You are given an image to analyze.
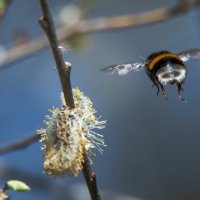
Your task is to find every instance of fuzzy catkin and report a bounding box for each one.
[37,88,106,176]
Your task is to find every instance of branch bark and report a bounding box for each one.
[0,134,38,155]
[39,0,101,199]
[82,155,101,200]
[39,1,74,108]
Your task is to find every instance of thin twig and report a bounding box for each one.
[39,0,74,108]
[0,0,200,69]
[82,155,101,200]
[39,1,101,199]
[78,0,200,32]
[0,134,38,155]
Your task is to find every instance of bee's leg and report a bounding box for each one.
[151,82,160,96]
[147,74,160,95]
[155,83,160,96]
[145,68,160,96]
[158,82,168,100]
[177,82,185,102]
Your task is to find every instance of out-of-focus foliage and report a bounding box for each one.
[0,180,30,200]
[6,180,30,192]
[0,0,11,17]
[67,33,90,50]
[80,0,95,8]
[0,190,9,200]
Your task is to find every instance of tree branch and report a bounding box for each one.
[82,155,101,200]
[0,134,38,155]
[77,0,200,32]
[39,0,101,199]
[39,1,74,109]
[0,0,200,69]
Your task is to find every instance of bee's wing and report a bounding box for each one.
[101,61,145,75]
[178,49,200,62]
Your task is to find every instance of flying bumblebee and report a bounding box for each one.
[102,49,200,101]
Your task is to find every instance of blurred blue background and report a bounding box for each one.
[0,0,200,199]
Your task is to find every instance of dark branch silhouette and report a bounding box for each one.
[0,134,38,155]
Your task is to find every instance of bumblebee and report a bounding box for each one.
[102,49,200,101]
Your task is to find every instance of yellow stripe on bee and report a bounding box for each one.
[149,53,183,70]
